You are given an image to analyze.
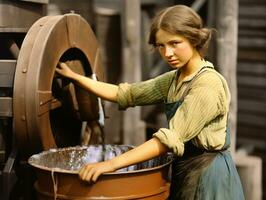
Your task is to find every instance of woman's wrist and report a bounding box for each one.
[109,157,120,171]
[71,72,83,82]
[107,159,120,172]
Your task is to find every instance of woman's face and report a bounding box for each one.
[155,29,195,69]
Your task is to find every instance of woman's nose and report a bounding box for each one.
[164,46,174,58]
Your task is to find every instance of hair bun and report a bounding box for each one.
[196,28,213,56]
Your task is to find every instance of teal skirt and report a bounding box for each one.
[168,143,245,200]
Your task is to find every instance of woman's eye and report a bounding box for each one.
[172,41,180,47]
[156,44,164,49]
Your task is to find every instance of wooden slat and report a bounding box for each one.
[0,28,28,33]
[239,29,266,38]
[238,87,266,101]
[238,50,266,61]
[238,62,266,75]
[0,60,16,87]
[238,112,266,128]
[0,2,45,30]
[237,138,266,150]
[239,5,266,17]
[238,37,266,49]
[239,18,266,29]
[0,97,12,117]
[238,99,266,114]
[237,126,266,140]
[238,75,266,88]
[20,0,49,4]
[239,0,266,5]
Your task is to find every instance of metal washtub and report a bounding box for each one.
[28,145,172,200]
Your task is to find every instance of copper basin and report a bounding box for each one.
[28,145,172,199]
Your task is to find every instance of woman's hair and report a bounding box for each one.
[148,5,213,57]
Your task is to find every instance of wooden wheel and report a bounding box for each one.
[13,14,104,158]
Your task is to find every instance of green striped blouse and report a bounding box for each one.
[117,61,231,156]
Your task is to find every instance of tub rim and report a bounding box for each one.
[28,145,173,175]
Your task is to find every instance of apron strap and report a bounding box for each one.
[179,66,213,102]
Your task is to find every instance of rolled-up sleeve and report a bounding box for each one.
[117,70,176,110]
[117,83,133,110]
[153,128,185,156]
[153,73,227,156]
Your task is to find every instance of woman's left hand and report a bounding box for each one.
[55,62,77,79]
[79,160,116,183]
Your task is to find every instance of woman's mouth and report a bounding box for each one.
[168,60,179,65]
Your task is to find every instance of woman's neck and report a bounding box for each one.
[180,52,205,78]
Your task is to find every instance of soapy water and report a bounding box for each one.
[28,145,172,173]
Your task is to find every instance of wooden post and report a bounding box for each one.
[214,0,239,155]
[120,0,146,145]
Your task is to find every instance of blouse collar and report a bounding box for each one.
[176,60,214,83]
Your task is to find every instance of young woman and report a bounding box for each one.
[56,5,244,200]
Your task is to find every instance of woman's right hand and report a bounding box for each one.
[79,160,116,183]
[55,62,77,80]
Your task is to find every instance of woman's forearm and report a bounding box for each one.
[71,73,119,102]
[110,137,169,170]
[78,137,169,182]
[56,62,119,102]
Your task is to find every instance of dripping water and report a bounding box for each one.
[91,73,106,161]
[51,169,57,200]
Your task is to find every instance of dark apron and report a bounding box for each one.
[165,68,244,200]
